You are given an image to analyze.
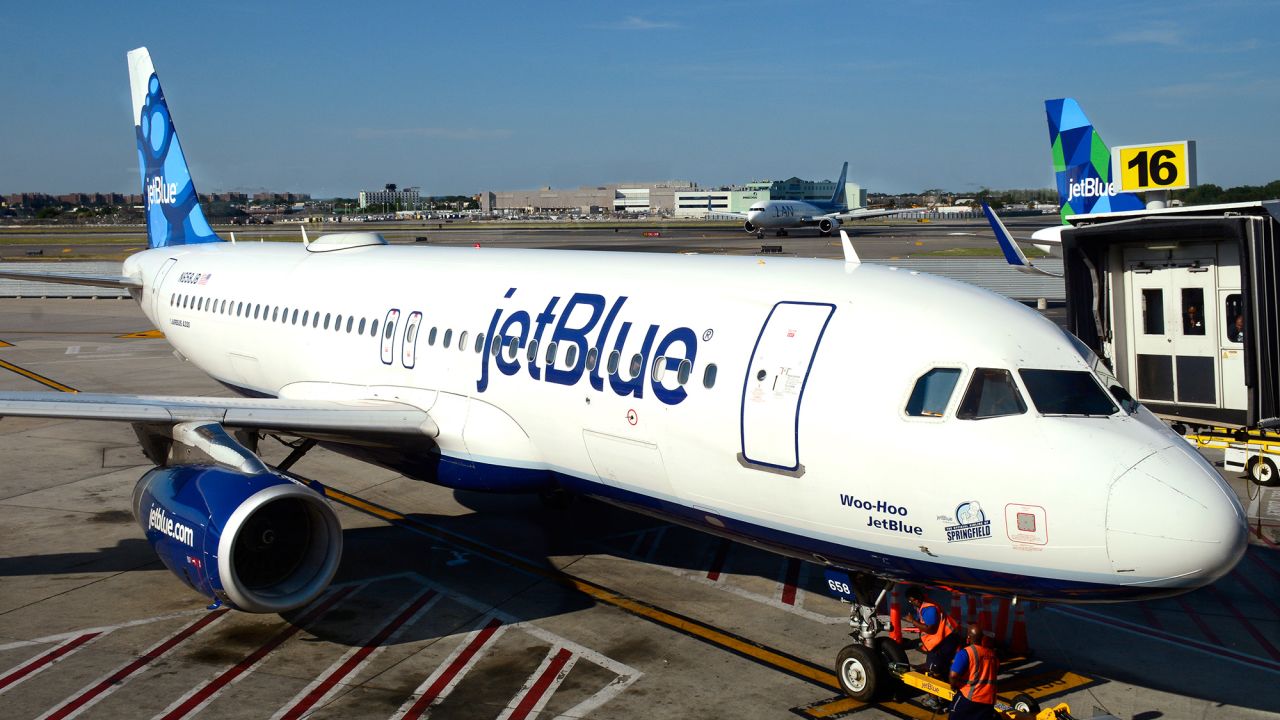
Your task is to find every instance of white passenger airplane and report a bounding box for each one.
[719,162,911,238]
[0,49,1249,701]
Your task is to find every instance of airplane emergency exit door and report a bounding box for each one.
[739,302,835,474]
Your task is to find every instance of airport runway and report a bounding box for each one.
[1,299,1277,720]
[0,217,1054,261]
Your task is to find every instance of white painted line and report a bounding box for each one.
[390,614,509,720]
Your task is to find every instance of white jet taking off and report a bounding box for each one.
[0,48,1248,703]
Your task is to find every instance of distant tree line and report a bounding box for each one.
[1173,180,1280,205]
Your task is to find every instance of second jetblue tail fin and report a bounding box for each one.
[128,47,222,249]
[829,161,849,209]
[1045,98,1145,224]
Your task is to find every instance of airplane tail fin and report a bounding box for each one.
[128,47,222,249]
[829,162,849,209]
[1045,98,1145,224]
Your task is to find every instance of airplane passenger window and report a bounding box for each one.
[608,349,620,376]
[652,356,666,383]
[527,339,539,361]
[254,304,261,320]
[269,307,276,322]
[358,318,366,335]
[1019,369,1118,416]
[507,336,519,359]
[302,310,310,326]
[312,311,320,328]
[323,313,331,330]
[629,353,644,380]
[677,359,692,385]
[169,293,175,306]
[475,333,484,353]
[459,330,469,350]
[292,309,299,325]
[703,363,718,388]
[369,319,377,337]
[956,368,1026,420]
[345,317,353,333]
[334,314,342,331]
[443,329,452,348]
[491,336,502,356]
[221,300,227,314]
[406,325,416,344]
[546,341,558,365]
[428,327,436,345]
[197,298,203,311]
[905,368,962,417]
[585,347,599,372]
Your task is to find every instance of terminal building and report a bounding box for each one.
[478,174,866,218]
[478,181,696,216]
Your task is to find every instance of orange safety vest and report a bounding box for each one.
[918,601,959,651]
[959,644,998,704]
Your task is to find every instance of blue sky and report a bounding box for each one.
[2,1,1277,197]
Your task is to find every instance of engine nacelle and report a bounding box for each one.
[817,217,841,234]
[743,220,756,233]
[133,465,342,613]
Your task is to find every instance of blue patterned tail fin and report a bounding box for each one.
[1045,98,1146,224]
[829,161,849,209]
[128,48,222,249]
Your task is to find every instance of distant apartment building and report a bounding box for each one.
[358,185,420,209]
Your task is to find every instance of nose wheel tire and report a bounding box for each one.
[836,644,883,702]
[1250,456,1278,486]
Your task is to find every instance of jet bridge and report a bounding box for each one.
[1060,201,1280,430]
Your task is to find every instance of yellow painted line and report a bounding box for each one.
[315,483,843,692]
[1001,668,1097,698]
[795,696,863,718]
[0,339,11,348]
[117,329,165,339]
[0,358,78,393]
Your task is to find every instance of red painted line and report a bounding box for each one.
[780,558,801,606]
[279,589,438,720]
[1053,606,1280,674]
[1137,602,1163,632]
[705,538,730,581]
[1205,584,1280,662]
[44,611,227,720]
[159,586,357,720]
[0,632,101,692]
[1175,596,1222,646]
[507,647,574,720]
[402,618,503,720]
[1250,525,1278,549]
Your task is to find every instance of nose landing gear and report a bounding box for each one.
[833,576,908,701]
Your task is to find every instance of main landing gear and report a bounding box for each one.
[834,575,907,701]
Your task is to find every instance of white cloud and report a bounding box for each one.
[354,127,513,141]
[596,16,679,30]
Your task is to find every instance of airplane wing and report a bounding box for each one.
[981,203,1062,278]
[830,208,916,221]
[0,267,141,289]
[0,391,436,436]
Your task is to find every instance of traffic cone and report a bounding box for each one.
[1010,600,1030,656]
[995,597,1012,647]
[966,594,977,627]
[889,587,903,643]
[949,590,962,625]
[978,598,993,645]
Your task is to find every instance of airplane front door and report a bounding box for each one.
[1126,259,1218,405]
[739,302,835,474]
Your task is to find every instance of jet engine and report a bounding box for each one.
[817,218,841,235]
[744,220,757,233]
[133,465,342,613]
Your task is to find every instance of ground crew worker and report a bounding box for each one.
[903,587,961,679]
[949,624,998,719]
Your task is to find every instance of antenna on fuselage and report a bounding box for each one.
[840,230,860,265]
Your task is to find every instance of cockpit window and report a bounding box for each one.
[1018,369,1118,417]
[957,368,1027,420]
[905,368,961,417]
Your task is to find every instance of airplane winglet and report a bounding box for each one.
[300,225,310,247]
[840,230,860,265]
[981,203,1060,278]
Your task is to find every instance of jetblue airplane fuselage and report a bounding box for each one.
[123,237,1247,602]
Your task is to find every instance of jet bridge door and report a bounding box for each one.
[1125,254,1218,406]
[1244,216,1280,427]
[739,301,835,475]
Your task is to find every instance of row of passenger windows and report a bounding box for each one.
[171,292,383,337]
[171,291,719,389]
[906,366,1123,420]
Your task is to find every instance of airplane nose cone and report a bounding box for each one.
[1106,444,1247,589]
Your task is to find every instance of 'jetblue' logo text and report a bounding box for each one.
[476,288,698,406]
[1066,177,1120,202]
[148,505,195,547]
[147,175,178,205]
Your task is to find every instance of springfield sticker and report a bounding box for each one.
[945,501,992,543]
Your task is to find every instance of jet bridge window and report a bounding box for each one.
[1181,288,1205,336]
[956,368,1026,420]
[905,367,962,417]
[1018,369,1117,417]
[1226,294,1244,344]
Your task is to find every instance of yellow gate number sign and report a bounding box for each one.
[1111,141,1197,192]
